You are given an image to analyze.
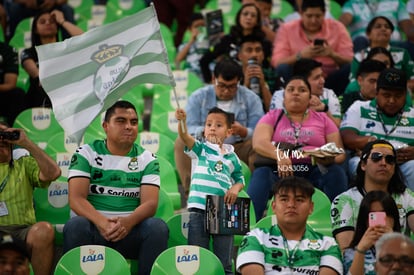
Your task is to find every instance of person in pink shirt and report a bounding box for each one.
[272,0,353,95]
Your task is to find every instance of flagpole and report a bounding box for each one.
[149,2,185,133]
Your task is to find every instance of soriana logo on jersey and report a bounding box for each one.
[48,182,68,208]
[80,245,105,274]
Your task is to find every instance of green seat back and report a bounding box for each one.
[255,214,278,229]
[155,188,175,222]
[150,245,225,275]
[149,111,178,141]
[158,156,181,210]
[13,108,64,150]
[137,131,175,168]
[159,23,176,67]
[33,182,70,245]
[166,212,190,248]
[271,0,294,19]
[54,245,131,274]
[104,0,147,23]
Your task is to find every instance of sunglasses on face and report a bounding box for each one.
[369,152,396,165]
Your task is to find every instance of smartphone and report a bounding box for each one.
[368,211,386,227]
[314,38,325,46]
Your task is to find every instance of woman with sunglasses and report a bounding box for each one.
[331,139,414,252]
[343,191,401,275]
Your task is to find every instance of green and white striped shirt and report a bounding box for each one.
[68,140,160,217]
[237,225,343,274]
[340,99,414,147]
[186,140,245,210]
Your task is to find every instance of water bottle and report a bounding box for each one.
[248,58,260,95]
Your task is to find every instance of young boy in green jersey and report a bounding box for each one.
[236,176,343,274]
[175,106,245,275]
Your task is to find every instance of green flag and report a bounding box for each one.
[37,5,175,144]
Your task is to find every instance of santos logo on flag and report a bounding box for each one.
[36,4,175,144]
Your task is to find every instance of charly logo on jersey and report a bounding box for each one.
[307,239,321,250]
[368,111,377,119]
[128,157,138,170]
[92,44,130,103]
[80,245,105,274]
[48,182,68,208]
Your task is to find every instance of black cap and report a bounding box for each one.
[377,68,407,91]
[0,234,30,259]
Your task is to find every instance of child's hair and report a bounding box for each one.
[207,107,234,128]
[189,13,204,26]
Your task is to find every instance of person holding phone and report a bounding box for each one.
[331,139,414,252]
[271,0,353,95]
[343,190,401,275]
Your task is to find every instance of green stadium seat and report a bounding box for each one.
[16,66,30,93]
[104,0,147,23]
[137,131,176,168]
[155,188,175,222]
[33,182,70,245]
[166,212,190,248]
[150,245,225,275]
[271,0,294,19]
[121,85,145,116]
[240,161,251,190]
[328,0,342,20]
[254,214,278,229]
[149,111,179,141]
[158,156,181,210]
[44,131,83,159]
[13,107,64,150]
[69,0,95,22]
[151,70,203,115]
[159,23,177,67]
[54,245,131,274]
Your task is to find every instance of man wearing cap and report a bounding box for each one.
[0,121,61,275]
[331,140,414,251]
[0,234,30,274]
[340,68,414,190]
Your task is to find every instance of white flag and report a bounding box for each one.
[36,5,175,144]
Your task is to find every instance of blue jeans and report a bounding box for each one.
[188,211,233,275]
[63,216,169,275]
[247,164,348,221]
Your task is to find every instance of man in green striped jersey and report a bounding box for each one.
[63,101,168,275]
[341,68,414,190]
[237,176,343,275]
[0,121,61,275]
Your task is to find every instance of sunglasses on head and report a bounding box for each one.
[369,152,396,165]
